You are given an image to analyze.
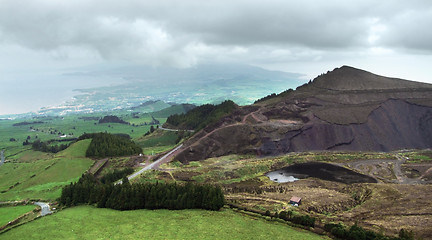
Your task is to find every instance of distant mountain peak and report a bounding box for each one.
[310,65,432,91]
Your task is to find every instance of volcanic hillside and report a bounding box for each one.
[175,66,432,163]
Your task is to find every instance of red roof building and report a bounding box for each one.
[289,196,302,205]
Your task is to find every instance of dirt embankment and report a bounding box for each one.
[175,99,432,162]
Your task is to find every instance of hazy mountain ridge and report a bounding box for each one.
[59,64,303,115]
[0,64,303,118]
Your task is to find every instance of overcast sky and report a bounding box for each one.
[1,0,432,114]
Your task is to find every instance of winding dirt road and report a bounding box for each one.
[346,154,425,184]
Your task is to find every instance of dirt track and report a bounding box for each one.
[343,155,432,184]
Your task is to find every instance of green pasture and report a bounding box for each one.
[1,206,328,240]
[0,205,36,227]
[0,140,93,200]
[0,101,191,160]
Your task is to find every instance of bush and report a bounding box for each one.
[32,139,70,153]
[277,210,293,221]
[348,224,367,240]
[291,215,315,228]
[324,222,408,240]
[331,225,348,239]
[399,229,414,240]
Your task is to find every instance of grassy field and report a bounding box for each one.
[0,140,93,200]
[0,102,190,160]
[0,113,157,157]
[0,104,189,200]
[0,205,36,226]
[1,206,328,240]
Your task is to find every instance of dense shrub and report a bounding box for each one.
[32,139,70,153]
[98,115,128,124]
[100,168,134,184]
[291,215,315,228]
[165,100,236,131]
[60,174,225,211]
[79,133,142,158]
[399,229,415,240]
[324,222,413,240]
[278,210,293,221]
[254,88,294,103]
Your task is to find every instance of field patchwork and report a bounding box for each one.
[0,140,93,200]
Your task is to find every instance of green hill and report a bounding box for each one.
[0,140,93,200]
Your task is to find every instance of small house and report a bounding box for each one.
[289,196,302,206]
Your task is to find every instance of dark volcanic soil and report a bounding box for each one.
[270,162,377,184]
[174,66,432,163]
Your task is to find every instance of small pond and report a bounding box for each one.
[266,171,299,183]
[266,162,377,184]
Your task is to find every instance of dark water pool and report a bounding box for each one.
[266,162,377,184]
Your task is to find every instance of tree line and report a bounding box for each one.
[254,88,294,104]
[59,173,225,211]
[100,168,134,184]
[98,115,128,124]
[324,222,415,240]
[267,209,315,228]
[78,133,142,158]
[230,202,414,240]
[12,121,45,126]
[165,100,237,131]
[32,139,70,153]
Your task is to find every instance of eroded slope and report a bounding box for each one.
[175,66,432,163]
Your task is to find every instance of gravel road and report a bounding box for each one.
[117,144,183,184]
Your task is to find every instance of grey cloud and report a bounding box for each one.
[0,0,431,67]
[377,6,432,52]
[166,1,373,48]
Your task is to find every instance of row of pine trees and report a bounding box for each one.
[59,174,225,211]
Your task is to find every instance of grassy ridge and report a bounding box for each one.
[0,205,35,226]
[138,130,178,147]
[0,140,93,200]
[1,206,328,240]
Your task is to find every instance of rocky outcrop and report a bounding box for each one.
[175,66,432,163]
